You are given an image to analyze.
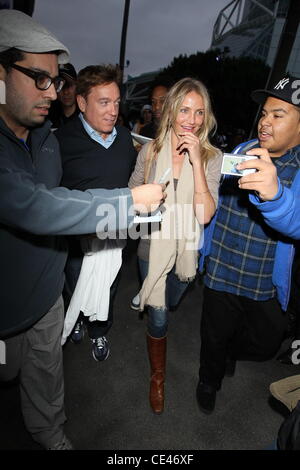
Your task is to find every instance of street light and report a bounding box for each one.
[119,0,131,84]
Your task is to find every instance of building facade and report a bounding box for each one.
[211,0,299,76]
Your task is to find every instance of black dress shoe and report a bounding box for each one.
[196,381,217,414]
[225,358,236,377]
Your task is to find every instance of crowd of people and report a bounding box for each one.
[0,9,300,450]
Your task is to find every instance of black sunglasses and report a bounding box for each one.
[11,64,65,93]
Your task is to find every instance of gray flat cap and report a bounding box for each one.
[0,9,70,64]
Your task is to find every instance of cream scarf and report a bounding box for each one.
[139,131,201,310]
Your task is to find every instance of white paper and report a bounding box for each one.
[133,210,162,224]
[131,132,153,145]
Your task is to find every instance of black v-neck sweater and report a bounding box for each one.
[56,117,137,190]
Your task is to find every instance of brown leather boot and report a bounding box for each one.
[147,334,167,414]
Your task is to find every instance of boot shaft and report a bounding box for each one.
[146,334,167,414]
[146,334,167,373]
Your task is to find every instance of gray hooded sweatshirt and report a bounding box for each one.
[0,118,133,337]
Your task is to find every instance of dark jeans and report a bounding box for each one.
[138,258,190,338]
[287,252,300,339]
[199,286,287,390]
[64,237,119,339]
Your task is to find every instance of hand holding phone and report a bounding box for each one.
[221,153,258,176]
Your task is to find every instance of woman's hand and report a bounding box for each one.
[176,132,202,166]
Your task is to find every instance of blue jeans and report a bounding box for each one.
[138,258,190,338]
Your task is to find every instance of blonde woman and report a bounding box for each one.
[128,77,222,414]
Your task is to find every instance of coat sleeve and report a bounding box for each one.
[0,165,134,236]
[249,180,300,239]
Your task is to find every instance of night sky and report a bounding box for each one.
[33,0,227,78]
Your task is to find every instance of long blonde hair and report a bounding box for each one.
[145,77,218,182]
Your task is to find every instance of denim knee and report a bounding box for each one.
[138,258,148,283]
[148,306,168,338]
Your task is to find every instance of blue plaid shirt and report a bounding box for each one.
[205,145,300,300]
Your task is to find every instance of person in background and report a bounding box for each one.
[132,104,152,135]
[129,77,222,414]
[141,79,172,138]
[49,62,79,128]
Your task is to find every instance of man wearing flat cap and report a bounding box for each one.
[196,74,300,415]
[0,9,164,450]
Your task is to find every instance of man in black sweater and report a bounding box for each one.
[56,64,137,362]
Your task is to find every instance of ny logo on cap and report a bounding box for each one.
[274,78,290,90]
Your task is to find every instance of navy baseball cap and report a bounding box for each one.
[251,75,300,108]
[59,63,77,81]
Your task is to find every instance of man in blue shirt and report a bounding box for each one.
[56,64,137,362]
[197,75,300,414]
